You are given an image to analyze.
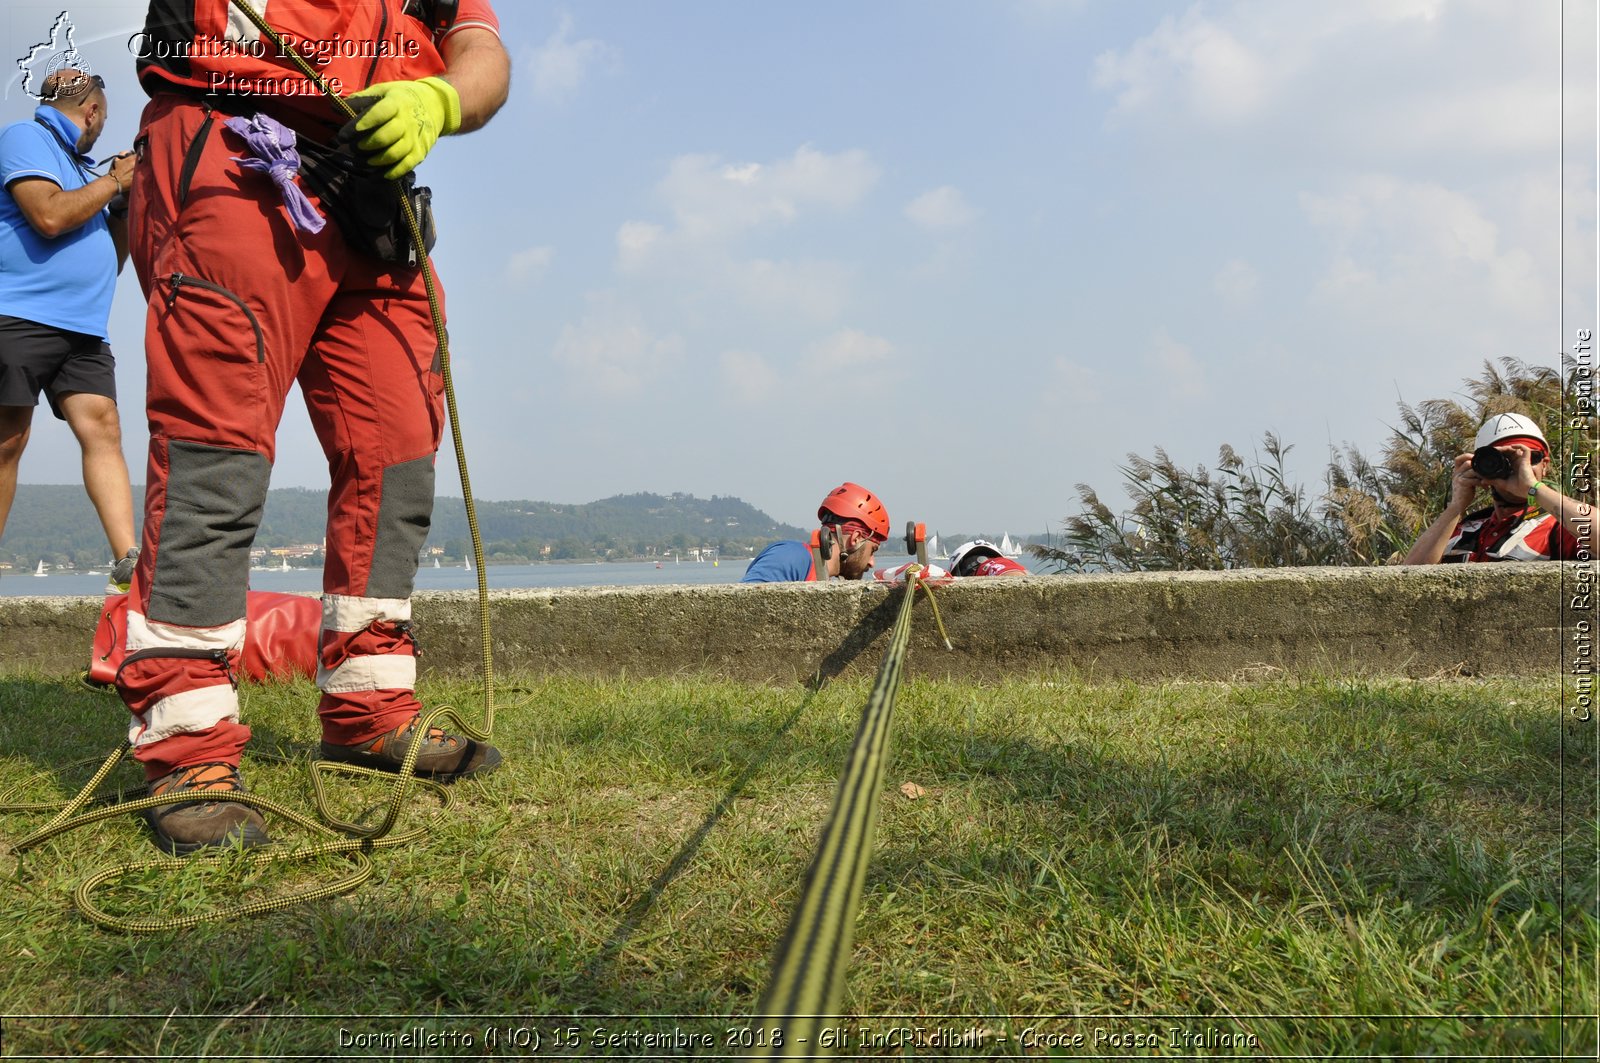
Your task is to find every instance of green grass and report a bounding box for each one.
[0,671,1593,1058]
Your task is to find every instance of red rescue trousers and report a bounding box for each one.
[118,94,447,778]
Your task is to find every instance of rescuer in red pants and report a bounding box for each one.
[117,0,510,855]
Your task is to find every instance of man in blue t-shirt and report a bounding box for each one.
[742,482,890,583]
[0,69,138,586]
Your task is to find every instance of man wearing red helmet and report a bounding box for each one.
[1404,412,1594,564]
[742,482,889,582]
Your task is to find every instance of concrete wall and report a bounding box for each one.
[2,563,1586,682]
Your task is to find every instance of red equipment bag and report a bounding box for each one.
[86,591,322,688]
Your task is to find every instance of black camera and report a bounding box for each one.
[1471,445,1514,480]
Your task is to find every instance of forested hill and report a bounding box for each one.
[1,486,806,568]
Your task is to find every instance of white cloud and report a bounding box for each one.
[1146,328,1209,400]
[1312,254,1378,303]
[615,221,664,272]
[1358,82,1560,159]
[721,329,898,406]
[1301,175,1545,321]
[905,186,979,229]
[1091,1,1566,163]
[726,258,853,323]
[654,145,880,242]
[1043,357,1103,409]
[609,145,878,323]
[526,14,614,103]
[1563,162,1600,319]
[1090,2,1584,391]
[551,301,684,396]
[507,246,554,285]
[802,329,896,377]
[720,350,780,404]
[1092,9,1268,126]
[908,242,966,284]
[1212,258,1259,307]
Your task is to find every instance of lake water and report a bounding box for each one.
[0,553,929,597]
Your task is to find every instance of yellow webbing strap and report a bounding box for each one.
[747,572,925,1056]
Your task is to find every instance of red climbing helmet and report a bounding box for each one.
[818,482,889,543]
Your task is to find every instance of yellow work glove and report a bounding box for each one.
[345,76,461,179]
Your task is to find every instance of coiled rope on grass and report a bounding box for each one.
[5,703,467,932]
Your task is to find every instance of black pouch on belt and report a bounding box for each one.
[295,115,436,267]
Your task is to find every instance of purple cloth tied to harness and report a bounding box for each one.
[225,113,325,234]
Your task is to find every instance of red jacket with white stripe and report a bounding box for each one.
[1442,504,1581,562]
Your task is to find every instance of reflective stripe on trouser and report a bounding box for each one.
[316,595,421,746]
[122,610,247,764]
[118,93,445,773]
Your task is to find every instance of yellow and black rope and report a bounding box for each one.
[749,567,941,1055]
[4,708,462,932]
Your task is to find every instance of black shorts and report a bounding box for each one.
[0,314,117,420]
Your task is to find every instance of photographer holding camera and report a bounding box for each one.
[1404,413,1594,564]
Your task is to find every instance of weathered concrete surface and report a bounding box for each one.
[1,595,108,677]
[2,563,1585,681]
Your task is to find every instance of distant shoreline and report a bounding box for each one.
[2,554,760,575]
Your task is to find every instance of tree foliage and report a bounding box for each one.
[0,489,805,568]
[1033,358,1596,572]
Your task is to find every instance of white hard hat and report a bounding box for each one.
[1473,412,1548,451]
[948,539,1002,575]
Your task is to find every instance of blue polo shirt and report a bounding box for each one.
[741,540,817,583]
[0,106,115,339]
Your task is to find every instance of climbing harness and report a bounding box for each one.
[2,0,497,932]
[747,521,950,1053]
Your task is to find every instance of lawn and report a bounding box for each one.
[0,670,1593,1058]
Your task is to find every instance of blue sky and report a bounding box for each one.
[3,1,1596,540]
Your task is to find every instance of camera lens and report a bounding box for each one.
[1471,445,1513,480]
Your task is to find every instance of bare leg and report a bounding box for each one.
[0,405,34,545]
[57,392,136,559]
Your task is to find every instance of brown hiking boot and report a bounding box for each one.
[318,717,502,782]
[145,762,270,856]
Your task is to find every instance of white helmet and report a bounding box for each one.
[1473,412,1548,451]
[948,539,1002,576]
